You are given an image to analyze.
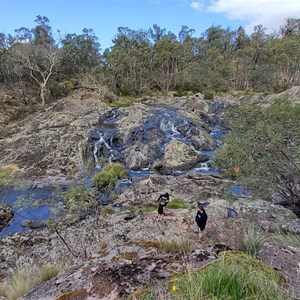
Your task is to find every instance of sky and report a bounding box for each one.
[1,0,300,50]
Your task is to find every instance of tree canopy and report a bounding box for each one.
[1,16,300,103]
[213,99,300,215]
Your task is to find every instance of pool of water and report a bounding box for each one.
[0,186,64,238]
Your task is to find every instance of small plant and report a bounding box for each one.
[158,237,197,254]
[273,232,300,248]
[2,264,65,300]
[109,96,135,108]
[101,206,113,215]
[63,185,90,212]
[130,204,157,214]
[135,252,291,300]
[241,225,267,257]
[167,197,189,209]
[4,270,35,300]
[34,263,65,284]
[203,91,214,100]
[93,163,127,191]
[0,167,14,188]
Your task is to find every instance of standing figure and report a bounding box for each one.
[195,204,207,240]
[157,192,170,221]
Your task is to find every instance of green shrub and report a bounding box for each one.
[93,163,127,191]
[241,225,267,257]
[109,96,135,108]
[101,206,113,215]
[167,197,188,209]
[0,167,14,188]
[63,185,90,212]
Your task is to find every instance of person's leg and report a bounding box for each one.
[198,228,202,240]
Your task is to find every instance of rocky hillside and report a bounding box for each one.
[0,88,300,299]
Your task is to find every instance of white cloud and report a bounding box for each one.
[190,0,300,33]
[190,1,204,10]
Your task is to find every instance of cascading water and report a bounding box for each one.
[93,131,113,169]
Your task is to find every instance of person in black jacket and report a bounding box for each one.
[157,192,170,221]
[195,204,207,240]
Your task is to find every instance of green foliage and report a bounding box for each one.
[158,237,197,254]
[136,252,291,300]
[108,96,135,108]
[2,17,300,102]
[130,204,157,214]
[241,225,267,256]
[63,185,90,212]
[167,197,189,209]
[0,167,14,188]
[101,206,113,215]
[213,98,300,211]
[93,163,127,191]
[203,90,214,100]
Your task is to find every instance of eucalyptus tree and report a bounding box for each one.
[213,99,300,216]
[32,15,55,46]
[231,26,252,89]
[175,26,199,91]
[10,43,59,105]
[148,24,167,43]
[150,36,182,95]
[60,28,101,80]
[272,18,300,87]
[103,27,152,95]
[8,16,59,105]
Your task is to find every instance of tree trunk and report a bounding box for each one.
[40,83,45,106]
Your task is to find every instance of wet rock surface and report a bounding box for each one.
[0,204,13,232]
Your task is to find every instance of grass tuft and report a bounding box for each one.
[0,263,66,300]
[241,225,267,256]
[158,237,197,254]
[273,232,300,248]
[167,197,188,209]
[132,252,292,300]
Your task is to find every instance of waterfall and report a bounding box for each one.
[160,118,181,138]
[93,131,113,169]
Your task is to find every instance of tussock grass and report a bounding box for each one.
[241,225,267,256]
[5,270,35,300]
[133,252,292,300]
[35,264,65,284]
[158,237,197,254]
[1,263,66,300]
[273,232,300,248]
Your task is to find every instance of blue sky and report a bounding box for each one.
[1,0,300,50]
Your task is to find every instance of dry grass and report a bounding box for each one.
[1,263,66,300]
